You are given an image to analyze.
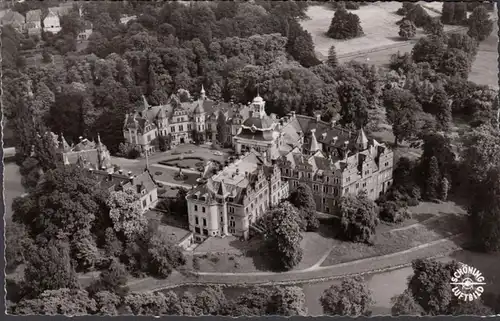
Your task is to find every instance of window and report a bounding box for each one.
[229,207,234,213]
[229,228,235,234]
[308,173,311,179]
[188,124,191,130]
[385,162,389,167]
[362,182,367,187]
[356,183,359,189]
[220,216,223,222]
[285,169,290,175]
[313,185,319,192]
[194,205,198,211]
[142,199,146,207]
[230,221,236,227]
[150,195,152,202]
[195,227,201,234]
[195,216,199,225]
[365,170,369,175]
[345,187,349,194]
[171,127,176,133]
[202,207,206,213]
[230,216,234,220]
[322,198,326,203]
[323,186,328,193]
[203,229,208,236]
[179,125,184,132]
[203,218,207,226]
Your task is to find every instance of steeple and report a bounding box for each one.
[200,84,206,100]
[60,133,71,152]
[252,92,265,119]
[217,179,226,197]
[356,127,368,150]
[309,129,320,154]
[142,95,149,109]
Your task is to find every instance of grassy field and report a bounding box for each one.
[302,2,454,58]
[303,2,499,89]
[3,163,25,219]
[321,201,467,267]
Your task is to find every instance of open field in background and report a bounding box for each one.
[302,2,455,59]
[303,2,498,89]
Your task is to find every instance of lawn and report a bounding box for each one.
[186,227,337,273]
[321,201,468,267]
[149,165,200,186]
[301,2,455,59]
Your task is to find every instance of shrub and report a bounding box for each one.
[327,7,364,40]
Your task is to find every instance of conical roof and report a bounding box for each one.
[309,129,320,153]
[356,127,369,150]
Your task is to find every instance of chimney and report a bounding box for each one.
[331,119,336,128]
[79,136,83,142]
[236,168,240,175]
[291,111,296,118]
[118,169,123,174]
[316,113,321,122]
[332,136,338,144]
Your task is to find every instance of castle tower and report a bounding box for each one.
[216,180,229,236]
[356,127,368,151]
[251,93,266,119]
[309,129,320,154]
[200,84,206,100]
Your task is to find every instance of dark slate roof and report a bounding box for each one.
[242,114,275,129]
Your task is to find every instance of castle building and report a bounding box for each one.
[54,132,158,213]
[122,87,251,154]
[186,151,289,241]
[186,95,393,242]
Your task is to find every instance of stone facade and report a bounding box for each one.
[122,87,251,154]
[186,151,288,241]
[186,95,394,242]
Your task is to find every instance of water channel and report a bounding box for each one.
[164,250,500,315]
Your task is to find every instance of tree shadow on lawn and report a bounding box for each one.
[228,236,275,272]
[385,35,408,42]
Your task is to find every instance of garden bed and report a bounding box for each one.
[158,157,205,169]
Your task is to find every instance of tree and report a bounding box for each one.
[93,291,122,315]
[192,286,228,316]
[261,202,303,271]
[42,49,53,64]
[424,156,440,201]
[326,45,338,68]
[447,33,479,62]
[407,258,460,315]
[216,112,227,146]
[147,229,187,278]
[337,192,379,244]
[439,48,471,79]
[469,166,500,252]
[439,177,449,201]
[224,286,272,316]
[106,188,148,241]
[450,299,494,315]
[430,87,452,131]
[441,2,455,24]
[398,19,416,40]
[269,286,307,316]
[468,5,493,41]
[461,125,500,189]
[86,259,129,297]
[157,135,168,151]
[411,36,446,70]
[402,4,432,28]
[13,289,97,316]
[453,2,468,25]
[124,291,181,315]
[320,276,373,316]
[337,78,370,129]
[423,18,444,37]
[23,240,79,299]
[391,289,424,316]
[327,7,364,40]
[288,183,319,231]
[382,88,424,145]
[5,219,33,273]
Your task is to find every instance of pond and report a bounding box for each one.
[162,250,500,316]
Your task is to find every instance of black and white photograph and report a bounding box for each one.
[2,0,500,317]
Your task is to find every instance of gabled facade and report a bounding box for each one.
[186,151,288,241]
[122,87,251,155]
[43,9,61,34]
[25,9,42,36]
